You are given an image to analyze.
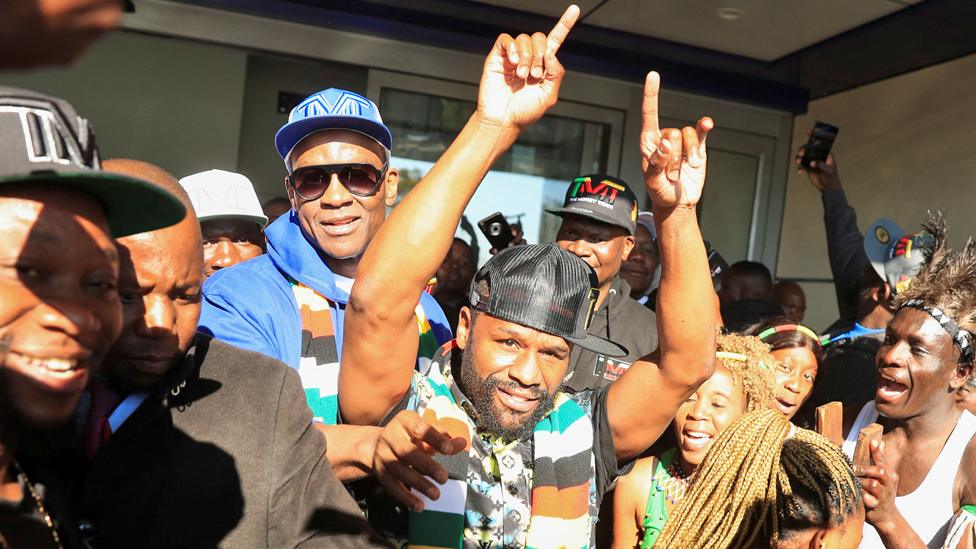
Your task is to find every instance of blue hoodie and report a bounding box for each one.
[199,212,452,423]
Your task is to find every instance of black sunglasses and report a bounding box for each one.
[288,162,388,199]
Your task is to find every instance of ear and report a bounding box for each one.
[621,235,636,261]
[951,361,973,391]
[383,168,399,207]
[456,306,473,351]
[809,528,827,548]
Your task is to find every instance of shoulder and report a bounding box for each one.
[204,255,286,298]
[195,334,289,384]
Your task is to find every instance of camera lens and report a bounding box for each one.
[489,222,502,236]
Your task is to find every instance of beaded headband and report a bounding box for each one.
[757,324,825,347]
[900,299,975,363]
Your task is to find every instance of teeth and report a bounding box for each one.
[9,352,79,374]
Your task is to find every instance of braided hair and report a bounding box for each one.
[715,333,776,412]
[656,410,862,548]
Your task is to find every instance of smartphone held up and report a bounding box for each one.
[800,121,839,170]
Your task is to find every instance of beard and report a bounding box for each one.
[456,346,556,443]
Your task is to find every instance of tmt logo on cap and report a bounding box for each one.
[291,90,377,122]
[570,176,626,205]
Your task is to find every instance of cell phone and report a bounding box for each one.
[800,121,839,170]
[478,212,513,251]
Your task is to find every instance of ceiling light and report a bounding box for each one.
[716,7,745,21]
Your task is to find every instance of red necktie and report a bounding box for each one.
[83,381,122,460]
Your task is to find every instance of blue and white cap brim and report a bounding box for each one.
[275,115,393,161]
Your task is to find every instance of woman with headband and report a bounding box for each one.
[610,333,776,548]
[749,317,824,421]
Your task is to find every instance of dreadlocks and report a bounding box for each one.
[892,212,976,364]
[715,333,776,412]
[656,410,862,548]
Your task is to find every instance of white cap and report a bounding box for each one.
[179,169,268,227]
[636,211,657,241]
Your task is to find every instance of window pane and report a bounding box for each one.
[698,148,760,263]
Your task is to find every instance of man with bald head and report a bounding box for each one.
[0,89,185,547]
[773,280,807,323]
[72,158,385,547]
[200,89,451,430]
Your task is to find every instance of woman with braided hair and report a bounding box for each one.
[748,317,824,421]
[611,334,776,548]
[655,409,864,549]
[838,213,976,548]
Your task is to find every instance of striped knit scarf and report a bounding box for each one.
[408,355,594,549]
[291,279,441,424]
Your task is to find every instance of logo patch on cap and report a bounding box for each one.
[570,176,624,208]
[291,90,379,122]
[875,226,890,245]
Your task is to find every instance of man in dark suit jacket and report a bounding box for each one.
[63,159,388,548]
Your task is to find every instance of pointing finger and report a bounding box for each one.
[547,4,580,55]
[641,72,661,139]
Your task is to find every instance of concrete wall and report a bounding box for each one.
[1,31,247,179]
[778,52,976,331]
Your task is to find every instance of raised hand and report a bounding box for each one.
[476,4,579,129]
[795,144,842,192]
[640,71,713,210]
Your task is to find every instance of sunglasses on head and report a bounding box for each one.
[288,162,388,200]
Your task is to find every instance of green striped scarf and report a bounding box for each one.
[291,279,441,424]
[407,353,594,549]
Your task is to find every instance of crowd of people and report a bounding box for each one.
[3,2,976,548]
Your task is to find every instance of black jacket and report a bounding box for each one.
[561,277,659,393]
[70,334,388,549]
[821,189,872,329]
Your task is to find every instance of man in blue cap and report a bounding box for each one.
[199,88,451,477]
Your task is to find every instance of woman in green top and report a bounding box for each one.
[611,334,777,548]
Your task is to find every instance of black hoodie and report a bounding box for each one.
[561,277,659,393]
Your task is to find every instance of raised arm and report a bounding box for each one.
[607,72,718,461]
[340,6,580,426]
[796,147,867,322]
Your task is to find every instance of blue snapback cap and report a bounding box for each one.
[274,88,392,162]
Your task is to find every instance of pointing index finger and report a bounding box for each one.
[547,4,580,55]
[641,71,661,137]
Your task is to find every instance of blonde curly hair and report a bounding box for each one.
[715,333,776,412]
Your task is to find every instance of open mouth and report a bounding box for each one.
[680,429,714,451]
[7,352,82,377]
[4,350,90,394]
[877,375,909,403]
[774,397,797,415]
[496,386,538,413]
